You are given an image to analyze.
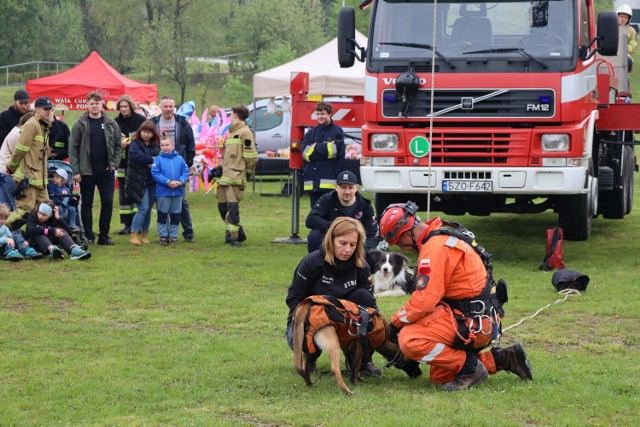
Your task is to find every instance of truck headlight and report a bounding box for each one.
[541,134,569,151]
[371,134,398,151]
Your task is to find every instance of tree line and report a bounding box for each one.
[0,0,370,103]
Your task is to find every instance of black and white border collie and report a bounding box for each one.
[368,250,416,297]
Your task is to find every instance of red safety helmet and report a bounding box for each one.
[378,201,421,245]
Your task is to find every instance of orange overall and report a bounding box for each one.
[390,219,499,384]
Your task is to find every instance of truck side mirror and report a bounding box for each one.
[338,7,366,67]
[596,11,619,56]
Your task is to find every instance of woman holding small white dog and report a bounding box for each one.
[285,216,381,376]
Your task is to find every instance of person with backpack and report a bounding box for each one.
[377,201,533,391]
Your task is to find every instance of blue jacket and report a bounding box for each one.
[151,150,190,197]
[150,114,196,167]
[302,121,345,192]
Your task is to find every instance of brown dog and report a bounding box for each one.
[292,296,421,395]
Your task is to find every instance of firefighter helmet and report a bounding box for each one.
[617,4,632,18]
[378,201,421,245]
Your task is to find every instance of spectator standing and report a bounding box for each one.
[0,112,34,211]
[305,170,377,254]
[151,138,190,246]
[125,121,160,246]
[69,91,122,245]
[48,116,70,160]
[302,102,345,208]
[114,95,147,236]
[150,96,196,242]
[5,97,54,229]
[0,89,30,147]
[215,105,257,247]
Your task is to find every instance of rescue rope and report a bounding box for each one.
[425,0,438,222]
[502,289,582,332]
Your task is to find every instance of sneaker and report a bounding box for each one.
[159,237,169,246]
[97,236,115,246]
[185,235,196,243]
[170,238,178,245]
[70,246,91,260]
[23,247,44,260]
[441,362,488,392]
[4,249,24,261]
[360,361,383,377]
[50,246,64,260]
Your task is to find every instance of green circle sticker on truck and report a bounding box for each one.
[409,136,430,158]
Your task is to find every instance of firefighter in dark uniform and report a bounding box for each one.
[114,95,147,235]
[215,105,257,246]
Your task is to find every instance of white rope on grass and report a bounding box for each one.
[502,288,582,332]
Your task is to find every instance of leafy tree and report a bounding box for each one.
[223,75,252,105]
[0,0,46,64]
[255,42,297,71]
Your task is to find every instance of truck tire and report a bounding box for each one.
[625,146,634,215]
[600,146,630,219]
[558,170,595,241]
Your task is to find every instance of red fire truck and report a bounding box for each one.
[337,0,638,240]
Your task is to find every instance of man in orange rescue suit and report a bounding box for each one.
[378,201,533,391]
[215,105,257,246]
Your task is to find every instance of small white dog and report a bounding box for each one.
[368,250,415,297]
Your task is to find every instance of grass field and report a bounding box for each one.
[1,176,639,425]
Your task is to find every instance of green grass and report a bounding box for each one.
[1,176,639,425]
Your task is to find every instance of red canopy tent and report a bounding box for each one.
[26,51,157,110]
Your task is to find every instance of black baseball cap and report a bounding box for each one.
[336,170,358,185]
[34,96,54,109]
[14,89,29,102]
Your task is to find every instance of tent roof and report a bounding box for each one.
[253,31,367,97]
[26,51,157,109]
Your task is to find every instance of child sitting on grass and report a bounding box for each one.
[47,168,79,232]
[25,201,91,260]
[0,203,43,261]
[151,138,189,246]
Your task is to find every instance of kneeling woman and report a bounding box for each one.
[285,216,380,375]
[25,202,91,260]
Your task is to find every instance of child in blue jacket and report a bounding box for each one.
[151,138,190,245]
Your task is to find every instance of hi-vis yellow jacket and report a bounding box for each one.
[7,116,51,188]
[217,121,257,186]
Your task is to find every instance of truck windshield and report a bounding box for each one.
[370,0,574,63]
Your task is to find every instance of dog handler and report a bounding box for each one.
[378,202,533,391]
[285,217,382,376]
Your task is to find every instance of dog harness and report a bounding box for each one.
[298,295,386,355]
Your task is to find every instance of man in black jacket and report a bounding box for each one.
[305,170,378,254]
[48,116,70,160]
[0,89,30,146]
[150,96,196,242]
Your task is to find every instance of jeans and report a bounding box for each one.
[0,173,16,211]
[157,196,182,238]
[131,185,155,233]
[180,188,194,238]
[79,170,115,239]
[58,205,77,228]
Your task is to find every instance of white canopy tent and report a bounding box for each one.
[252,30,367,97]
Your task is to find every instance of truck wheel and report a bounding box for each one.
[600,147,629,219]
[625,145,634,215]
[558,169,595,241]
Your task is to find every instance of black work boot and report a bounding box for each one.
[491,342,533,380]
[238,226,247,242]
[360,360,382,377]
[442,353,488,392]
